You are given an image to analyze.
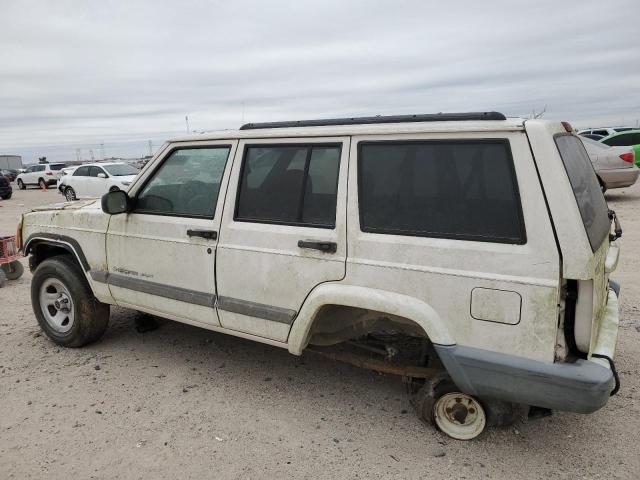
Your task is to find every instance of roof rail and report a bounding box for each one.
[239,112,506,130]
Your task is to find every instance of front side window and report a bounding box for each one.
[73,166,90,176]
[89,166,106,177]
[555,134,610,251]
[135,147,230,218]
[358,140,526,243]
[235,144,341,228]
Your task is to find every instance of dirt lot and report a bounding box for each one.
[1,184,639,480]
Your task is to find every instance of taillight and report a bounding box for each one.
[620,153,634,163]
[45,171,53,175]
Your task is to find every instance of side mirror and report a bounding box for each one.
[101,190,131,214]
[97,173,107,179]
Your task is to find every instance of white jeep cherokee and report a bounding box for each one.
[18,113,622,440]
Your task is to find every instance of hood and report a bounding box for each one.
[29,199,100,213]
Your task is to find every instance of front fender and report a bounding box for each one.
[287,283,455,355]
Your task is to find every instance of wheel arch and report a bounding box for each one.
[287,283,455,355]
[24,234,90,274]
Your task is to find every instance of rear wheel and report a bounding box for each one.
[64,187,76,201]
[413,376,486,440]
[31,255,110,347]
[1,260,24,280]
[1,192,11,200]
[17,179,25,190]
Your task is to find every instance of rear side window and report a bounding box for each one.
[358,140,526,243]
[555,134,610,251]
[74,166,89,176]
[235,144,341,228]
[603,132,640,147]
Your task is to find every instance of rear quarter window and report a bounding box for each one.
[555,134,610,251]
[358,139,526,244]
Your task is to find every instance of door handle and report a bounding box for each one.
[297,240,337,253]
[187,229,217,240]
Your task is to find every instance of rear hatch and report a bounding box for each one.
[555,134,616,354]
[49,163,67,180]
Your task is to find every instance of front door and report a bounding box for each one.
[216,138,349,342]
[105,141,237,326]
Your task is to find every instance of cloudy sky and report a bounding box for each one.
[1,0,639,163]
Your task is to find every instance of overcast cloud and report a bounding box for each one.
[1,0,639,162]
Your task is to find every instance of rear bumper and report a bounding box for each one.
[435,287,620,414]
[599,167,639,189]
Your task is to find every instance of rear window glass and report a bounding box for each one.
[555,135,610,251]
[603,132,640,147]
[50,164,66,170]
[358,140,526,243]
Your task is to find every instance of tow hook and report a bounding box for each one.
[608,209,622,242]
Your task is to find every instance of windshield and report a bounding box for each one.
[103,164,139,176]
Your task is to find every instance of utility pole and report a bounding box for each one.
[75,148,81,162]
[185,115,190,134]
[89,149,95,161]
[100,143,105,160]
[148,140,153,157]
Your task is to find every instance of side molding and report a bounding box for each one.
[287,283,454,355]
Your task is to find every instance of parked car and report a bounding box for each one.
[580,137,639,191]
[60,166,78,176]
[1,169,17,182]
[578,127,635,137]
[0,175,12,199]
[579,133,605,141]
[58,162,139,200]
[16,163,67,189]
[19,112,621,440]
[599,130,640,167]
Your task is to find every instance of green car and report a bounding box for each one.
[600,130,640,167]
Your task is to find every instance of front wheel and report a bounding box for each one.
[17,179,25,190]
[64,187,76,201]
[31,255,110,347]
[1,260,24,280]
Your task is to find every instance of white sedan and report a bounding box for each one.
[58,162,139,200]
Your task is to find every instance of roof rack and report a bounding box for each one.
[239,112,506,130]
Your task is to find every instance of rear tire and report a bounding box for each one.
[17,179,25,190]
[31,255,110,347]
[1,260,24,280]
[64,187,76,201]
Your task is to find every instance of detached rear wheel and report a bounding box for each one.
[1,260,24,280]
[31,255,109,347]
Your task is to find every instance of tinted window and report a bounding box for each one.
[50,164,66,170]
[236,144,341,227]
[603,132,640,147]
[555,135,610,251]
[592,130,609,137]
[89,166,105,177]
[358,140,525,243]
[135,147,230,218]
[74,166,90,176]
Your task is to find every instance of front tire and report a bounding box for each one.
[17,179,25,190]
[31,255,110,347]
[64,187,77,201]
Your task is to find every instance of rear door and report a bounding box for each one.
[70,166,91,197]
[215,138,348,342]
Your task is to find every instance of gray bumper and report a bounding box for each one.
[435,345,615,414]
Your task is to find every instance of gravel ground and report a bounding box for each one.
[1,184,639,480]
